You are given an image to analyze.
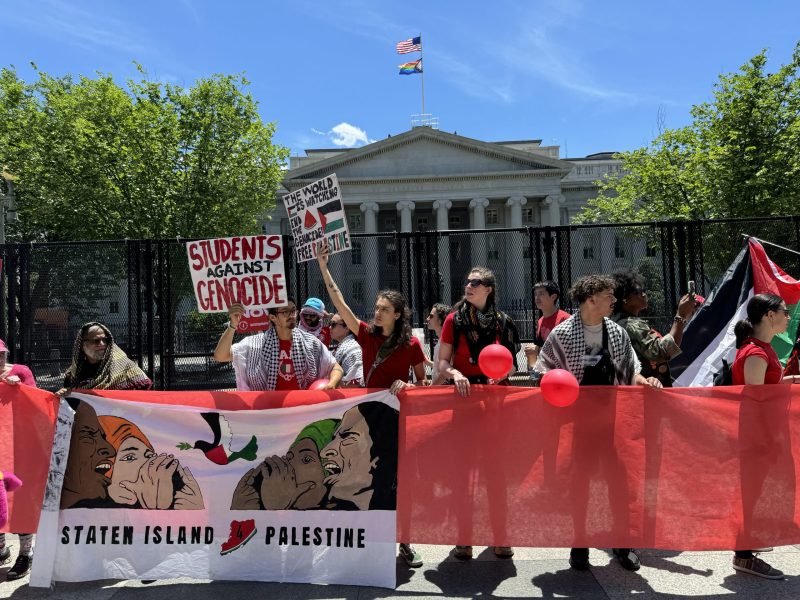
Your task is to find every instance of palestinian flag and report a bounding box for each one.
[672,238,800,387]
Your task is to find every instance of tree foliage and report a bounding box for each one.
[577,43,800,223]
[0,64,288,241]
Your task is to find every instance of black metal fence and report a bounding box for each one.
[3,216,799,391]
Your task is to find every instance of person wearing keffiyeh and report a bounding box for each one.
[60,322,152,392]
[530,274,661,574]
[214,299,343,391]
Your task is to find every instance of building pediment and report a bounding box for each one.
[283,128,573,189]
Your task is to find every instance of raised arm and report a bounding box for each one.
[316,240,360,334]
[213,303,244,362]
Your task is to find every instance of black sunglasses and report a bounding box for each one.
[330,321,347,328]
[463,278,487,288]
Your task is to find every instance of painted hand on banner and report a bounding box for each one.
[172,465,204,510]
[260,456,316,510]
[231,467,262,509]
[119,453,179,509]
[228,302,246,329]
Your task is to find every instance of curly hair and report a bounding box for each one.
[370,289,412,347]
[611,269,645,312]
[569,274,616,305]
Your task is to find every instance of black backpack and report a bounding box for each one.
[712,358,733,386]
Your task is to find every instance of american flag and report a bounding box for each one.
[396,36,422,54]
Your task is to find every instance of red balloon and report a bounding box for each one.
[478,344,513,381]
[540,369,580,407]
[308,378,330,391]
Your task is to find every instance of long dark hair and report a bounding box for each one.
[452,266,497,312]
[357,401,399,510]
[734,293,784,348]
[370,289,412,347]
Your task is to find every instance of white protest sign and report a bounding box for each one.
[283,174,351,263]
[186,235,287,314]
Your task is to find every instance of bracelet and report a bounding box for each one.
[673,316,687,325]
[227,324,237,331]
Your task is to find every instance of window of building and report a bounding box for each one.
[486,208,499,225]
[560,208,570,225]
[352,280,364,305]
[352,241,362,265]
[450,239,462,261]
[582,234,595,260]
[384,217,396,231]
[523,207,535,224]
[614,236,625,259]
[110,301,120,314]
[349,213,362,231]
[386,241,397,265]
[417,216,429,231]
[486,236,499,261]
[448,215,462,228]
[261,223,269,235]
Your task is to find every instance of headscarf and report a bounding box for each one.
[292,418,340,453]
[299,297,326,339]
[63,322,152,390]
[98,415,154,479]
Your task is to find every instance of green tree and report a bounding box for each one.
[577,43,800,223]
[0,64,288,241]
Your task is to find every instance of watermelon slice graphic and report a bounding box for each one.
[303,210,317,229]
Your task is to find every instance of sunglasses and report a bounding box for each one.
[463,278,488,288]
[330,321,347,328]
[84,337,110,346]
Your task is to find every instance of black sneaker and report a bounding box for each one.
[0,546,10,565]
[569,548,590,571]
[613,548,641,571]
[6,553,32,581]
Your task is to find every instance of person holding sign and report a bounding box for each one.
[316,239,426,568]
[213,300,343,391]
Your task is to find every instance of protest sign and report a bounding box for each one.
[186,236,287,329]
[283,174,350,263]
[33,390,399,588]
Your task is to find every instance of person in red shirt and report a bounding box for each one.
[730,293,795,580]
[525,280,570,369]
[437,266,520,560]
[316,239,426,568]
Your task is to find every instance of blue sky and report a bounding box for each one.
[4,0,799,160]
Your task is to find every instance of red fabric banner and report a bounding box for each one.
[398,384,800,550]
[0,383,59,533]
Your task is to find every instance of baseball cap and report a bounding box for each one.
[301,297,325,315]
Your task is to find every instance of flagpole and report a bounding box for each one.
[419,33,425,116]
[742,234,800,257]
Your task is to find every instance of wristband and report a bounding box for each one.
[227,323,237,331]
[673,316,687,325]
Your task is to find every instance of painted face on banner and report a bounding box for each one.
[321,406,377,508]
[284,437,326,510]
[62,402,116,508]
[109,436,155,505]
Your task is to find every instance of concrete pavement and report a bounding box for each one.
[3,538,800,599]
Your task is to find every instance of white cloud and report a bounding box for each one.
[328,123,372,147]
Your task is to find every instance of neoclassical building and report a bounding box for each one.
[265,127,622,314]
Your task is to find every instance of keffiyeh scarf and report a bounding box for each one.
[533,314,640,384]
[232,327,336,391]
[452,302,521,368]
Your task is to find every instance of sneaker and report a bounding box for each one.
[399,543,423,568]
[493,546,514,558]
[220,519,257,555]
[733,556,784,579]
[0,546,10,565]
[754,547,774,552]
[569,548,590,571]
[5,553,32,581]
[453,545,473,560]
[613,547,641,571]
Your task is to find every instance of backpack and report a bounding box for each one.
[712,358,733,386]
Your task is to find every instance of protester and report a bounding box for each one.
[426,303,451,385]
[438,266,520,559]
[298,297,331,346]
[531,274,661,572]
[330,313,363,386]
[611,269,697,386]
[213,300,343,391]
[525,280,571,369]
[730,293,795,579]
[60,323,152,392]
[316,239,426,568]
[0,339,36,581]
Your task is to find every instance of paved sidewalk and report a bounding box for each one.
[2,538,800,598]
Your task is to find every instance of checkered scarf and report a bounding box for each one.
[63,322,152,390]
[334,334,363,385]
[232,327,336,391]
[533,313,640,384]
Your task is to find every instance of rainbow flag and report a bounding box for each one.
[398,59,422,75]
[672,238,800,386]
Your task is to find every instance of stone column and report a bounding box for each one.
[396,201,415,232]
[433,200,452,302]
[506,196,527,228]
[469,197,489,266]
[544,194,565,227]
[505,196,528,305]
[360,202,380,310]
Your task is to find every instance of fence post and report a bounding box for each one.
[543,227,554,280]
[5,245,18,363]
[18,243,31,366]
[144,240,155,384]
